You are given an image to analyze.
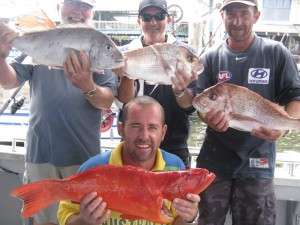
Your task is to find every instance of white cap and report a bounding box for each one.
[65,0,96,8]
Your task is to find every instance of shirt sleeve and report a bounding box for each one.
[93,69,118,96]
[274,44,300,105]
[11,62,34,83]
[57,200,80,225]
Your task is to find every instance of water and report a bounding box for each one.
[187,113,300,153]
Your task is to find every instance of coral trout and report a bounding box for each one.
[11,164,215,224]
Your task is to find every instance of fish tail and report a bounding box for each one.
[10,179,62,218]
[15,9,56,31]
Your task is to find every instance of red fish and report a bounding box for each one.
[11,165,215,224]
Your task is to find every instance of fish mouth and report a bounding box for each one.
[112,60,125,69]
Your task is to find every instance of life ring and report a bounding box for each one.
[100,109,114,133]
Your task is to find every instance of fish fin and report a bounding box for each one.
[10,180,62,218]
[149,44,174,77]
[15,10,56,32]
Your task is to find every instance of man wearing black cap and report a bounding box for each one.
[175,0,300,225]
[116,0,196,168]
[0,1,117,225]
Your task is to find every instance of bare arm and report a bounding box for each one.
[285,100,300,118]
[0,23,20,89]
[115,73,135,104]
[0,59,19,89]
[174,88,194,109]
[113,57,135,105]
[171,62,198,109]
[84,85,115,110]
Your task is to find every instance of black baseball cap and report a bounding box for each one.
[138,0,168,15]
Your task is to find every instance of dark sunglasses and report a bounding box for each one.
[140,12,167,22]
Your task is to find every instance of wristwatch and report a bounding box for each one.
[174,89,185,98]
[83,88,97,98]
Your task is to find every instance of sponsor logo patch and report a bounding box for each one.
[218,71,232,82]
[248,68,270,84]
[249,158,269,169]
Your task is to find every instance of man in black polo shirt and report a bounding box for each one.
[117,0,197,167]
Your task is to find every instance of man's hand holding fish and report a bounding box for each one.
[172,193,201,224]
[0,23,18,59]
[198,108,230,133]
[67,192,111,225]
[251,127,283,141]
[64,50,94,91]
[171,60,200,109]
[67,191,201,225]
[63,50,114,110]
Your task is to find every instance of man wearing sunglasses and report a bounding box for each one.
[0,1,117,225]
[117,0,196,168]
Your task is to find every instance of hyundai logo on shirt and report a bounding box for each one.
[248,68,270,84]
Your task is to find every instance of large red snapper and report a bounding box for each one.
[11,164,215,224]
[192,82,300,132]
[123,43,204,85]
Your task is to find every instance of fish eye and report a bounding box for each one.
[187,54,194,62]
[106,44,112,51]
[209,92,217,101]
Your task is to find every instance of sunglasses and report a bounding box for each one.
[140,12,167,22]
